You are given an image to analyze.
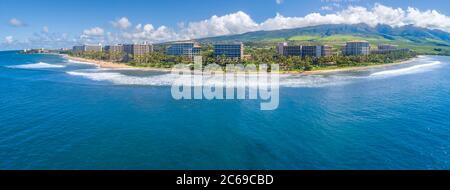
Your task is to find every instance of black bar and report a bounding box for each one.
[0,170,448,188]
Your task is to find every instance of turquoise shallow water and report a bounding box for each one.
[0,51,449,169]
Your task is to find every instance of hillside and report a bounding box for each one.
[197,24,450,55]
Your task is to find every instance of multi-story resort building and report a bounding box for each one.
[321,45,333,57]
[277,43,302,57]
[213,42,244,60]
[123,43,153,56]
[72,44,103,52]
[343,41,370,56]
[276,42,288,55]
[167,41,201,58]
[378,44,398,51]
[85,44,103,52]
[277,43,332,57]
[104,44,124,53]
[72,45,85,53]
[302,45,332,58]
[371,44,410,54]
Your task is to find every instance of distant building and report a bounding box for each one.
[214,42,244,60]
[372,44,409,54]
[85,44,103,52]
[302,45,332,58]
[284,46,302,57]
[167,41,201,58]
[321,45,333,57]
[343,41,370,56]
[23,48,49,54]
[104,45,124,53]
[276,42,288,55]
[72,44,102,52]
[378,44,398,51]
[276,42,302,57]
[72,45,85,53]
[123,43,153,56]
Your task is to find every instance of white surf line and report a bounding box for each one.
[370,61,442,77]
[8,62,66,69]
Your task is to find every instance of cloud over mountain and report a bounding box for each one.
[110,3,450,43]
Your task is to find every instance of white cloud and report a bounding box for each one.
[135,24,142,30]
[259,3,450,32]
[9,18,25,27]
[122,24,178,43]
[42,26,49,33]
[83,27,104,36]
[276,0,283,5]
[180,11,259,39]
[4,36,14,44]
[111,17,132,30]
[321,6,334,11]
[93,4,450,44]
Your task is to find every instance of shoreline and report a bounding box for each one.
[62,54,420,75]
[63,54,175,72]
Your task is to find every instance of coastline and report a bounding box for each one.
[63,55,133,69]
[62,54,419,74]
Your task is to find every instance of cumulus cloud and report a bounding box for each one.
[321,6,333,11]
[86,4,450,45]
[42,26,49,33]
[180,11,259,39]
[9,18,26,27]
[122,24,178,43]
[83,27,104,36]
[258,3,450,32]
[111,17,132,29]
[4,36,14,44]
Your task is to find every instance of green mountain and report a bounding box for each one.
[198,24,450,55]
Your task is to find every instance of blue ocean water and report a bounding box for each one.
[0,50,449,169]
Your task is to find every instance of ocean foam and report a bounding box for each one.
[67,59,97,65]
[66,71,176,86]
[66,69,359,88]
[8,62,66,69]
[370,61,442,77]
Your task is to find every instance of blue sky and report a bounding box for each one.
[1,0,450,50]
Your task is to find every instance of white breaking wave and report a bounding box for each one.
[370,61,442,77]
[66,69,359,88]
[67,59,97,65]
[280,75,363,88]
[8,62,65,69]
[66,71,176,86]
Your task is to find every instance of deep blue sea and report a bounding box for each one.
[0,50,449,169]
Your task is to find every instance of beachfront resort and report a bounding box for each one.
[23,40,414,72]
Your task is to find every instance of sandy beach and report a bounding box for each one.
[63,55,133,69]
[62,54,419,75]
[299,57,419,75]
